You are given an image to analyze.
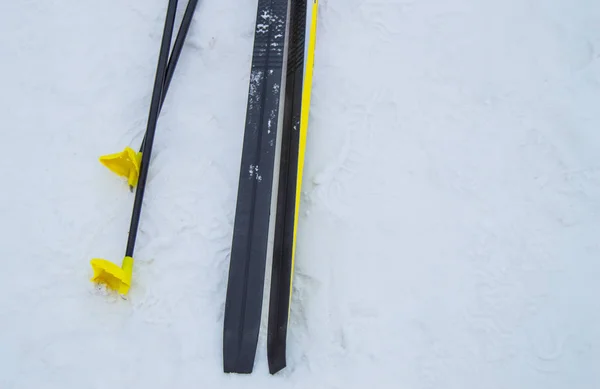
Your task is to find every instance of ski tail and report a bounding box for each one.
[267,0,319,375]
[223,0,290,374]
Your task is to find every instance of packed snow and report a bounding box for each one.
[1,0,599,388]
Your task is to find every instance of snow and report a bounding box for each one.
[1,0,599,387]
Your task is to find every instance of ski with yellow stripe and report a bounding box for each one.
[267,0,319,375]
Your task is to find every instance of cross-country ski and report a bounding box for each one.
[1,0,599,387]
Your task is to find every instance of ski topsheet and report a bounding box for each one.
[223,0,290,374]
[267,0,318,375]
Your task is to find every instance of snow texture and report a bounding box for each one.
[1,0,599,387]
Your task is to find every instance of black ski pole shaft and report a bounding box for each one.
[125,0,178,258]
[139,0,199,153]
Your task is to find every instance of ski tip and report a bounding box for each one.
[90,256,134,295]
[223,356,254,374]
[268,358,286,375]
[222,341,256,374]
[223,365,254,374]
[267,344,287,374]
[267,330,288,374]
[99,146,142,188]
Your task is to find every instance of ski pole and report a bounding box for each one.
[90,0,179,295]
[139,0,199,155]
[99,0,199,190]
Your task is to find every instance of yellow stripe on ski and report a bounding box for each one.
[289,0,319,313]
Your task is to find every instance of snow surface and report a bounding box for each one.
[1,0,600,387]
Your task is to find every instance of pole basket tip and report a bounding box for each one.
[99,147,142,188]
[90,256,134,295]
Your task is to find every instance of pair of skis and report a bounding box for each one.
[223,0,319,375]
[91,0,198,294]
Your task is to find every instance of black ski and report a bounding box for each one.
[266,0,307,375]
[223,0,290,374]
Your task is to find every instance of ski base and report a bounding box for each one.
[223,0,290,374]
